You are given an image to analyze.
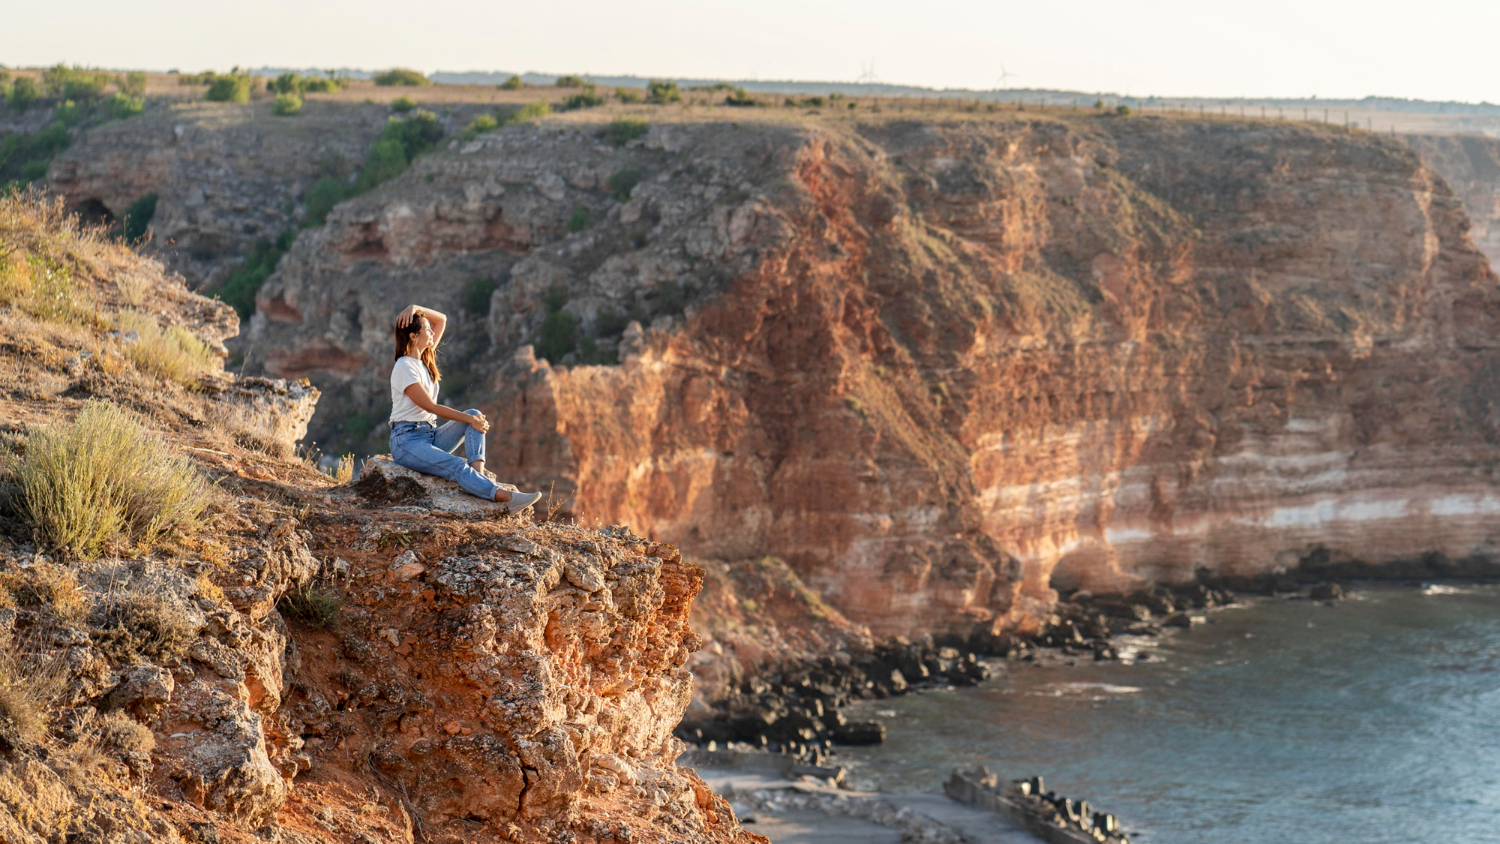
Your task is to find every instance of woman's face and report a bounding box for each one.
[408,317,434,353]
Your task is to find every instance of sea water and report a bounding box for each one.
[835,585,1500,843]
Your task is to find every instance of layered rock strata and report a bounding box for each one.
[244,112,1500,641]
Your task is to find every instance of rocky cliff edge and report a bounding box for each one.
[0,193,757,844]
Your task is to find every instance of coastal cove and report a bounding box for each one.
[832,585,1500,844]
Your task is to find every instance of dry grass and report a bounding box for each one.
[332,454,355,484]
[212,400,294,459]
[114,308,217,387]
[0,632,68,747]
[14,400,212,559]
[0,561,86,622]
[96,712,154,757]
[89,581,200,662]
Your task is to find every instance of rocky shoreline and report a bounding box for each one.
[680,562,1500,768]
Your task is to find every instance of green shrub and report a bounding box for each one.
[461,113,497,141]
[177,71,217,85]
[0,121,72,189]
[273,93,303,116]
[595,306,630,337]
[16,400,212,559]
[42,65,110,101]
[301,76,341,93]
[1115,104,1132,116]
[205,74,252,103]
[373,68,430,87]
[567,205,588,232]
[54,100,84,127]
[353,109,442,192]
[278,581,342,630]
[118,72,147,96]
[501,101,551,125]
[614,88,642,104]
[269,72,302,95]
[301,177,349,227]
[647,79,681,104]
[391,95,417,113]
[109,92,144,119]
[9,77,40,111]
[562,91,604,111]
[218,231,291,319]
[538,309,578,362]
[554,75,588,88]
[121,194,156,243]
[463,276,499,314]
[606,118,648,146]
[607,166,642,202]
[724,87,757,107]
[500,75,525,90]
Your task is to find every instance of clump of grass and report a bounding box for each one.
[0,249,97,328]
[115,309,217,386]
[90,583,199,662]
[272,94,303,116]
[0,635,66,747]
[567,205,588,233]
[96,711,154,756]
[15,400,212,559]
[605,118,648,146]
[607,166,642,202]
[278,581,342,630]
[0,561,86,622]
[331,454,355,485]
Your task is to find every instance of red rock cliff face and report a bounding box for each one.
[253,116,1500,639]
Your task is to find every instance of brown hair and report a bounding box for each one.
[393,316,441,382]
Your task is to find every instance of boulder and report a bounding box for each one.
[831,720,886,745]
[355,454,518,518]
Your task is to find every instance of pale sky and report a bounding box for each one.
[5,0,1498,103]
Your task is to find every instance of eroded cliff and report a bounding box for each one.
[228,110,1500,641]
[0,194,756,844]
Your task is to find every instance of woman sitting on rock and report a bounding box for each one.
[389,304,542,512]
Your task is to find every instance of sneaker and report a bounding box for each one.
[501,490,543,513]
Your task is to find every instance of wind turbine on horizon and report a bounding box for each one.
[857,59,881,84]
[995,64,1019,90]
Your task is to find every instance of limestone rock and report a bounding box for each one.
[356,454,513,518]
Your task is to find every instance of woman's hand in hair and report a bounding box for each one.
[396,304,421,329]
[466,410,490,433]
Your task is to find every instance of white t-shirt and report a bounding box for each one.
[390,356,439,424]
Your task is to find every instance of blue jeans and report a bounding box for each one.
[390,412,500,501]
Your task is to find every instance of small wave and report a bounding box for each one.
[1033,682,1142,697]
[1421,584,1472,596]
